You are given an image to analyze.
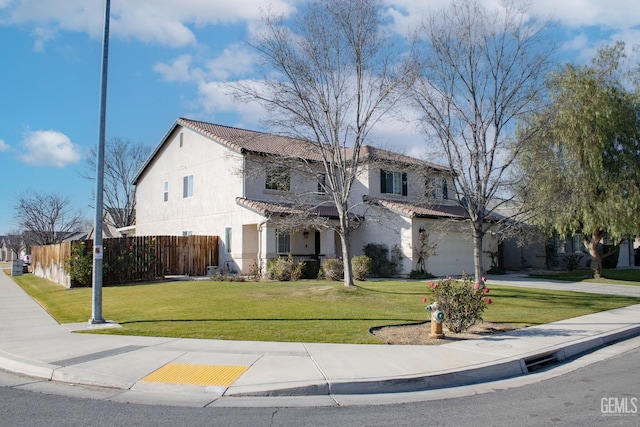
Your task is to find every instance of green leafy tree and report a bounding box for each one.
[516,42,640,277]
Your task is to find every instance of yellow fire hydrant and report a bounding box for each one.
[426,301,445,338]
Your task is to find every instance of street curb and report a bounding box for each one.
[230,324,640,397]
[0,350,55,381]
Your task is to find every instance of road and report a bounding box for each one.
[1,339,638,426]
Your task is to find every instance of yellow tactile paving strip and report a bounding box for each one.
[140,363,249,387]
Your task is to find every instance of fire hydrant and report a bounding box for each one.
[426,302,445,339]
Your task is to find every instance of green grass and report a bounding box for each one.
[529,268,640,286]
[10,274,640,344]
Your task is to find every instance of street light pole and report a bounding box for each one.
[90,0,111,324]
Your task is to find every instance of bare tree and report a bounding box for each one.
[82,137,152,228]
[14,192,85,246]
[412,0,553,282]
[232,0,411,287]
[4,231,25,259]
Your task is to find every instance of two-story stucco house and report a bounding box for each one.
[133,118,497,277]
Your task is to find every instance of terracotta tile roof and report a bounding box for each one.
[357,145,451,172]
[134,117,452,184]
[236,197,341,219]
[178,118,324,161]
[363,196,469,219]
[178,118,452,172]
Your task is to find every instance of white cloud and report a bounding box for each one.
[3,0,295,48]
[18,130,82,167]
[197,79,266,126]
[205,44,257,81]
[524,0,640,29]
[153,54,203,83]
[0,139,9,152]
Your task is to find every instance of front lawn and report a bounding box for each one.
[529,268,640,286]
[10,274,640,344]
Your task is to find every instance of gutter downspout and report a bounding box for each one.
[257,220,268,276]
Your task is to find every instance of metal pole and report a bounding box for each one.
[90,0,111,324]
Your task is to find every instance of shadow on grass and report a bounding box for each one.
[354,284,425,295]
[118,317,421,325]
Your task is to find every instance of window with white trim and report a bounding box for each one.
[163,181,169,202]
[276,230,290,254]
[183,175,193,198]
[265,166,290,191]
[380,169,407,196]
[182,230,193,236]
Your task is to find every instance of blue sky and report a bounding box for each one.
[0,0,638,235]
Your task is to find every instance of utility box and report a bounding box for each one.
[11,260,23,277]
[206,266,219,276]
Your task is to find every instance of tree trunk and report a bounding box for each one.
[473,227,484,283]
[586,229,605,278]
[338,214,355,288]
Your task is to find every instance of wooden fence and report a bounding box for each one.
[31,235,219,288]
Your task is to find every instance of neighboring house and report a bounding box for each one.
[133,118,498,277]
[0,235,26,262]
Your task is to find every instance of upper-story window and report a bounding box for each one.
[183,175,194,198]
[380,169,407,196]
[427,177,449,200]
[265,166,290,191]
[317,173,326,195]
[163,181,169,202]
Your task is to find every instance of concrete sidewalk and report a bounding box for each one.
[1,271,639,407]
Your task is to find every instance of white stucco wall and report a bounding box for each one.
[135,126,266,272]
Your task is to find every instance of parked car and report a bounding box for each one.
[22,254,31,265]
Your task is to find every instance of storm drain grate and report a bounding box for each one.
[140,363,249,387]
[524,352,560,372]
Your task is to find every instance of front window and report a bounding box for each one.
[442,179,449,199]
[183,175,194,198]
[276,230,290,254]
[426,177,439,199]
[380,169,407,196]
[265,166,290,191]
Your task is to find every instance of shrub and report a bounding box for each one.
[322,258,343,281]
[564,254,583,271]
[63,242,93,287]
[352,255,371,280]
[423,276,491,333]
[266,255,304,281]
[302,258,321,279]
[408,269,435,279]
[211,271,246,282]
[247,261,261,281]
[389,244,403,277]
[363,243,392,277]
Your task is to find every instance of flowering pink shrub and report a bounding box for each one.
[423,275,492,333]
